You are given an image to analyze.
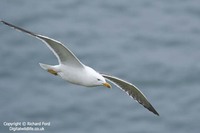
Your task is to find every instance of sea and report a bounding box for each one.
[0,0,200,133]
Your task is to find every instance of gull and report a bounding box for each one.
[1,20,159,116]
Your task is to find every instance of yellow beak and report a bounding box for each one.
[103,82,112,88]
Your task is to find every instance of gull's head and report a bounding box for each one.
[96,74,112,88]
[85,66,111,88]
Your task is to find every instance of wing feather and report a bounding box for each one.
[1,20,84,68]
[102,74,159,116]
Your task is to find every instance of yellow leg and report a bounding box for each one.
[47,69,58,76]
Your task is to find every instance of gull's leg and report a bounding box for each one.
[47,69,58,76]
[39,63,58,76]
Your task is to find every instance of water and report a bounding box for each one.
[1,0,200,133]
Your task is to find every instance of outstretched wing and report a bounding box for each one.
[1,20,84,68]
[102,74,159,116]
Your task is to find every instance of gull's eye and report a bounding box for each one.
[97,78,101,81]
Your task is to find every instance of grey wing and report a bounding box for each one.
[102,74,159,116]
[1,20,84,68]
[36,35,84,67]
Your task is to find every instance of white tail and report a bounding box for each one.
[39,63,52,70]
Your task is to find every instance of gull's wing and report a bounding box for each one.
[102,74,159,116]
[1,20,84,68]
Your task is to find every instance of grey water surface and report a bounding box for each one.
[0,0,200,133]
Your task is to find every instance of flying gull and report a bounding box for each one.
[1,20,159,116]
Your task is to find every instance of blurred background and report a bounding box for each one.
[0,0,200,133]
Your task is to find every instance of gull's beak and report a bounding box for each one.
[103,82,112,88]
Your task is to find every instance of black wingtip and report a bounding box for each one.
[148,104,159,116]
[1,20,37,37]
[1,20,10,25]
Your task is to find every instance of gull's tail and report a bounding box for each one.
[39,63,52,70]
